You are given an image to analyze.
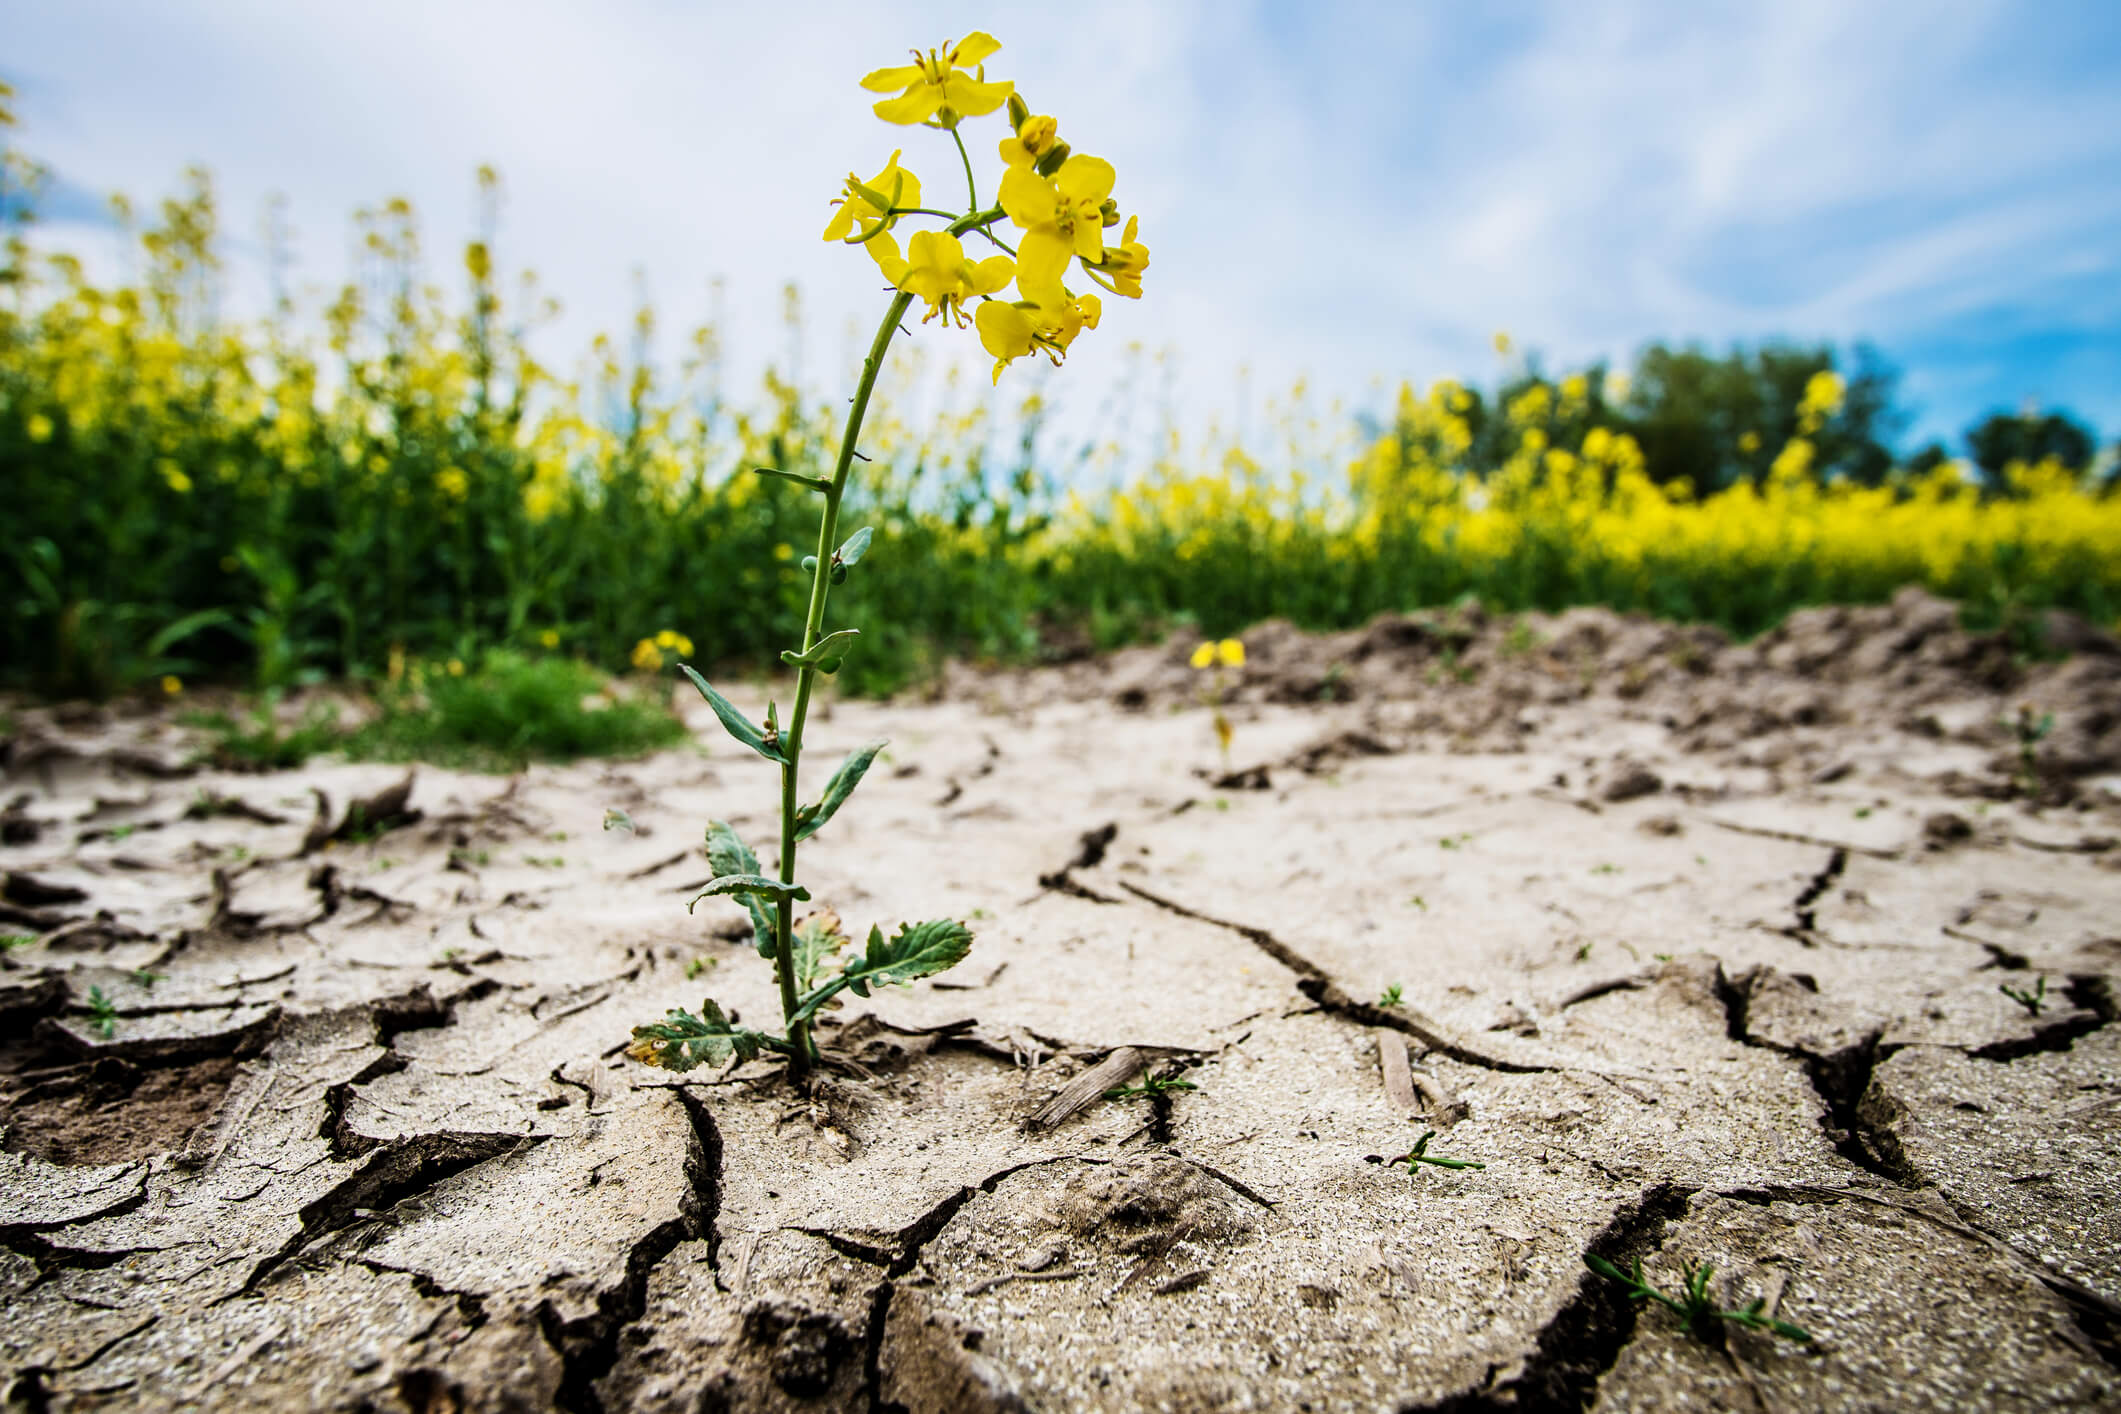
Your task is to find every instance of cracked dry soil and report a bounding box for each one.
[5,588,2121,1412]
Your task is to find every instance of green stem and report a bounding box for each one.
[771,204,1000,1079]
[951,127,979,212]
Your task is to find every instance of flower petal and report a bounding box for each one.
[866,231,909,286]
[860,64,925,92]
[977,300,1035,359]
[1055,155,1116,205]
[943,75,1013,117]
[1015,229,1072,299]
[948,31,1002,67]
[970,255,1015,296]
[873,88,943,125]
[999,166,1059,229]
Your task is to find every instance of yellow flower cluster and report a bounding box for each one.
[1189,639,1246,670]
[631,628,694,672]
[827,33,1149,383]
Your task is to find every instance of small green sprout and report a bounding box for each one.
[523,854,565,869]
[1,933,36,953]
[437,946,463,965]
[2006,704,2055,799]
[1853,806,1872,820]
[1378,983,1404,1009]
[1574,941,1594,963]
[1999,975,2048,1017]
[449,847,490,868]
[1408,895,1427,912]
[130,969,164,989]
[603,808,636,833]
[1387,1130,1484,1176]
[1584,1253,1811,1345]
[106,824,138,843]
[1591,862,1620,875]
[1439,833,1472,851]
[1105,1075,1199,1102]
[685,955,717,981]
[86,986,119,1039]
[1653,952,1673,962]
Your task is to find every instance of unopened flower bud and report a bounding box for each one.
[1035,140,1071,176]
[1100,199,1121,227]
[1006,92,1031,130]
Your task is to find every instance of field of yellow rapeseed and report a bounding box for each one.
[3,154,2116,701]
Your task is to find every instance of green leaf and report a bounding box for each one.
[677,665,787,765]
[836,525,874,568]
[842,918,973,998]
[754,466,830,492]
[780,630,860,672]
[687,873,811,915]
[792,909,853,992]
[626,999,784,1071]
[793,740,887,842]
[705,820,777,952]
[603,808,636,833]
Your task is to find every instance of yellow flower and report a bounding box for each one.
[26,413,53,443]
[436,467,469,501]
[1189,642,1215,670]
[999,113,1059,169]
[823,151,921,245]
[975,289,1100,383]
[158,459,193,494]
[1217,638,1245,668]
[871,229,1014,328]
[632,638,664,672]
[654,629,694,657]
[999,155,1116,297]
[1088,215,1148,298]
[1738,431,1762,455]
[447,658,466,677]
[861,33,1012,127]
[160,675,182,696]
[1493,331,1513,356]
[539,629,560,649]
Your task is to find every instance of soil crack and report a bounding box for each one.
[1118,880,1548,1073]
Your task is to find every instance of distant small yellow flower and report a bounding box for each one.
[1493,331,1512,355]
[388,645,406,684]
[1738,431,1762,455]
[447,658,466,677]
[160,675,182,696]
[26,413,54,443]
[632,638,664,672]
[158,459,193,494]
[539,629,560,649]
[436,467,469,501]
[654,629,694,657]
[1217,638,1245,668]
[774,543,796,561]
[861,33,1012,128]
[1190,642,1215,669]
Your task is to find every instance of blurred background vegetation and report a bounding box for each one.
[3,104,2115,704]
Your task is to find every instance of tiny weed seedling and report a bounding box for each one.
[1408,895,1427,912]
[130,969,164,989]
[603,808,637,834]
[105,823,138,843]
[1584,1253,1812,1345]
[1,933,36,953]
[685,955,717,981]
[1378,983,1405,1009]
[1574,941,1594,963]
[1439,833,1472,851]
[1105,1075,1199,1102]
[1591,862,1620,875]
[1191,637,1245,765]
[1387,1131,1485,1176]
[630,34,1150,1082]
[86,985,118,1039]
[1999,975,2048,1017]
[2006,705,2055,799]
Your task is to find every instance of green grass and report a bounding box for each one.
[180,653,687,772]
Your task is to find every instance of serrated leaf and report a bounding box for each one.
[793,909,853,992]
[780,629,860,671]
[626,999,780,1071]
[687,873,811,915]
[677,664,787,765]
[793,740,887,842]
[705,820,776,951]
[836,525,874,568]
[842,917,973,997]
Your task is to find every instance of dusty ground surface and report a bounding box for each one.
[4,586,2121,1413]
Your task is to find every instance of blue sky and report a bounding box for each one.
[5,0,2118,461]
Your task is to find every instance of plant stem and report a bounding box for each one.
[951,127,979,211]
[771,204,1000,1080]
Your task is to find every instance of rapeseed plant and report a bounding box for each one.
[627,31,1151,1082]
